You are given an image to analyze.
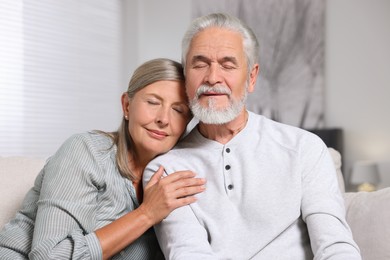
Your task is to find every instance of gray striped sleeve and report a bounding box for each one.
[1,132,162,259]
[29,133,103,259]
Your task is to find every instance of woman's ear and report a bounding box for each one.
[121,92,130,118]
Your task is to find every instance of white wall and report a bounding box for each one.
[123,0,191,74]
[326,0,390,188]
[125,0,390,189]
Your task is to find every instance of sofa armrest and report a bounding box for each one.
[328,147,345,192]
[0,156,45,228]
[343,187,390,260]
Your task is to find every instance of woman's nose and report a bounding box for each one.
[155,108,169,127]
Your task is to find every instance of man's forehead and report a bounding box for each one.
[191,27,243,47]
[188,28,245,60]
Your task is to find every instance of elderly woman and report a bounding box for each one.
[0,58,205,259]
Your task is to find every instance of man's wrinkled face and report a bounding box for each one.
[185,27,256,124]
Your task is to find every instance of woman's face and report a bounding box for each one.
[123,80,191,159]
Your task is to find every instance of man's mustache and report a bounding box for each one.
[195,84,231,98]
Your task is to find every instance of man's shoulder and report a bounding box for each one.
[153,144,192,164]
[143,130,205,182]
[248,112,323,150]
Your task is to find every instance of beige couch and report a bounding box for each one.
[1,152,389,259]
[328,149,390,260]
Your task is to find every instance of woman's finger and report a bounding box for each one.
[145,166,165,188]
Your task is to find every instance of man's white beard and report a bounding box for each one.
[189,84,247,124]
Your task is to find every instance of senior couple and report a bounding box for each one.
[0,13,360,259]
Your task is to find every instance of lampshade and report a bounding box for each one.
[350,161,380,185]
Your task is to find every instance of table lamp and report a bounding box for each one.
[350,161,380,192]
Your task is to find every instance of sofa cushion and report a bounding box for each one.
[344,188,390,260]
[0,156,45,228]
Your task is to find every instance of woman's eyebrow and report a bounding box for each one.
[145,93,187,105]
[144,93,162,100]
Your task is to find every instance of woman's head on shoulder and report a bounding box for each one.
[116,58,192,178]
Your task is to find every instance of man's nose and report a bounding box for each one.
[204,63,222,85]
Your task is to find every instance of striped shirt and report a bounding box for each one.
[0,132,163,259]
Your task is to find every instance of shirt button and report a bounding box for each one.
[226,148,231,153]
[228,184,234,190]
[225,165,231,170]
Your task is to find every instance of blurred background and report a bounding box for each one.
[1,0,389,190]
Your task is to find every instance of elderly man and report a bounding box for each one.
[143,13,361,259]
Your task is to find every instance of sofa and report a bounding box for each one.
[1,151,390,259]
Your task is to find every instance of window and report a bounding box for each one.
[0,0,124,158]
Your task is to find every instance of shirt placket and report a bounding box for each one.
[223,145,234,194]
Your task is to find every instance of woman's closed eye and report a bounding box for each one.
[147,99,160,105]
[172,105,190,116]
[172,105,184,114]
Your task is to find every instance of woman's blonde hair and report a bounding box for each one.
[104,58,185,181]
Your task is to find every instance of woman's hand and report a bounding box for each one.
[139,166,206,225]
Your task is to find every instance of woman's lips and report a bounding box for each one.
[147,129,168,139]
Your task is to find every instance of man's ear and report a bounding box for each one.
[247,63,260,93]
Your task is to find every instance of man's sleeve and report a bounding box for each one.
[301,138,361,259]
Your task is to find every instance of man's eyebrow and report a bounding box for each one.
[219,56,238,65]
[191,55,211,64]
[191,55,239,66]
